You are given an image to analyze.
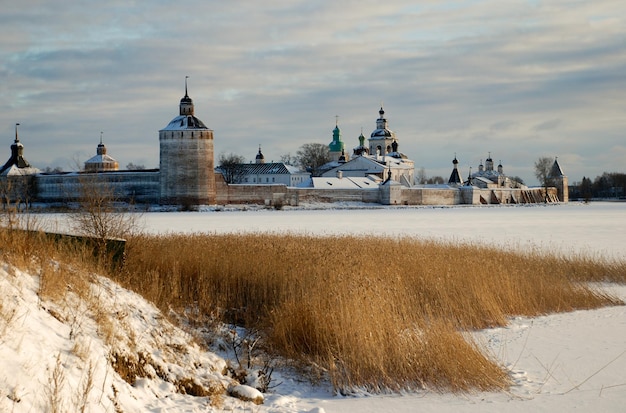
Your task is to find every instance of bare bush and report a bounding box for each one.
[70,174,141,263]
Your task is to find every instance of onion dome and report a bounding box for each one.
[371,106,394,138]
[255,145,265,164]
[329,123,344,153]
[353,130,369,156]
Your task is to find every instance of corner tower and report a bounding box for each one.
[550,157,569,202]
[159,78,215,205]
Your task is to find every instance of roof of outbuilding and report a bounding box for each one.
[225,162,307,175]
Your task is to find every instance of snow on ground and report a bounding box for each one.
[4,201,626,412]
[150,201,625,261]
[39,202,626,260]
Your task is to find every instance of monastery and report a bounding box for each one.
[0,83,567,208]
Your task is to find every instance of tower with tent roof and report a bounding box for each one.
[550,157,568,202]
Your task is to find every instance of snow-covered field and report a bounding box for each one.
[3,201,626,412]
[40,201,626,260]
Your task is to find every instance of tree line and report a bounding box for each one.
[570,172,626,200]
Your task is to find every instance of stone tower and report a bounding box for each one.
[159,79,215,205]
[550,157,569,202]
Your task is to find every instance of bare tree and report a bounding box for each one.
[426,176,445,185]
[125,162,146,170]
[534,156,555,202]
[279,153,298,166]
[43,166,64,174]
[416,167,427,184]
[218,153,246,184]
[0,175,36,229]
[296,143,330,176]
[70,174,141,261]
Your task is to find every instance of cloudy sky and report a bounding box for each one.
[1,1,624,185]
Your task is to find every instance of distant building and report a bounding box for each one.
[0,83,568,208]
[321,107,414,186]
[84,134,119,172]
[236,161,310,187]
[466,153,524,190]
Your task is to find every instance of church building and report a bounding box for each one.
[321,107,414,186]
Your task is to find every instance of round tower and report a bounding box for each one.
[159,78,215,205]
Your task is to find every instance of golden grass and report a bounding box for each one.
[1,226,624,394]
[117,233,625,393]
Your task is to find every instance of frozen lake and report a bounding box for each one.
[39,201,626,260]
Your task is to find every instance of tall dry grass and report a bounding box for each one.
[0,228,97,302]
[2,224,623,393]
[118,233,625,393]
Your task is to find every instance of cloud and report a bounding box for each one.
[532,119,562,132]
[0,0,624,186]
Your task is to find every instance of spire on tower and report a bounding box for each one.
[179,76,194,115]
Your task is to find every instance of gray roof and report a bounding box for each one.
[160,115,208,131]
[550,158,565,177]
[234,162,306,175]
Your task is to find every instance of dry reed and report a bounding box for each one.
[1,226,623,393]
[118,233,625,393]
